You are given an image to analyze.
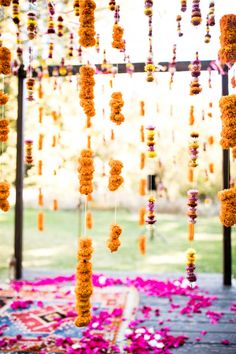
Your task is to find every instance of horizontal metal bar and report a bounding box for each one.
[19,60,215,78]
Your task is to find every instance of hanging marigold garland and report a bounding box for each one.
[25,139,33,165]
[219,94,236,149]
[140,152,145,170]
[78,149,94,195]
[146,125,157,158]
[107,224,122,252]
[219,14,236,64]
[0,181,10,212]
[186,248,197,283]
[37,211,44,231]
[112,6,125,50]
[109,92,125,125]
[0,0,12,6]
[79,0,96,47]
[79,65,96,124]
[189,52,202,95]
[108,160,124,192]
[86,210,93,230]
[187,189,198,241]
[138,234,146,256]
[218,187,236,227]
[75,237,93,327]
[188,132,199,182]
[189,105,195,126]
[0,119,9,142]
[191,0,202,26]
[0,47,11,75]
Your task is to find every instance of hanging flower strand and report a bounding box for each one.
[187,189,198,241]
[219,14,236,65]
[144,4,155,82]
[168,44,177,89]
[27,0,37,40]
[188,132,199,182]
[189,52,202,95]
[146,125,157,158]
[109,92,125,125]
[79,65,96,125]
[112,5,125,50]
[186,248,197,284]
[181,0,187,12]
[191,0,202,26]
[176,15,183,37]
[79,0,96,48]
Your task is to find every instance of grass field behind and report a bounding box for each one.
[0,208,235,279]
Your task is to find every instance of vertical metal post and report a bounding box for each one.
[222,66,232,286]
[14,65,24,279]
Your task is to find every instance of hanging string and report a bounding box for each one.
[83,195,88,237]
[114,192,117,224]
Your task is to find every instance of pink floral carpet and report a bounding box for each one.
[0,274,235,353]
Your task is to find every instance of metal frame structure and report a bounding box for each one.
[13,61,232,285]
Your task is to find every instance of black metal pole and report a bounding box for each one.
[222,66,232,286]
[14,65,24,279]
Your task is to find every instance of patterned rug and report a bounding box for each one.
[0,277,139,353]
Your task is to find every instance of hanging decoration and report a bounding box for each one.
[38,187,43,207]
[0,47,11,75]
[75,237,93,327]
[218,188,236,227]
[139,178,146,196]
[86,211,93,230]
[25,139,33,165]
[219,14,236,64]
[107,224,122,252]
[57,16,64,37]
[219,95,236,149]
[79,65,96,125]
[139,207,146,225]
[189,105,195,126]
[112,6,125,50]
[187,189,198,241]
[12,0,20,25]
[209,162,214,174]
[146,125,157,158]
[78,149,94,196]
[145,195,157,227]
[79,0,96,47]
[27,0,37,40]
[138,234,146,255]
[186,248,197,283]
[37,211,44,231]
[108,160,124,192]
[189,52,202,95]
[168,44,177,89]
[208,1,215,26]
[140,152,145,170]
[140,125,145,143]
[38,160,43,175]
[176,15,183,37]
[109,0,116,11]
[74,0,79,16]
[232,146,236,160]
[188,132,199,182]
[0,0,12,6]
[140,101,145,116]
[181,0,187,12]
[0,181,10,212]
[0,119,9,142]
[95,34,100,53]
[204,16,211,43]
[191,0,202,26]
[68,33,74,58]
[109,92,125,125]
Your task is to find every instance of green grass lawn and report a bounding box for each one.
[0,208,235,278]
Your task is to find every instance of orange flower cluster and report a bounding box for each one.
[140,152,145,170]
[53,199,58,211]
[0,0,12,6]
[218,187,236,227]
[140,101,145,116]
[25,140,33,165]
[79,65,96,121]
[0,181,10,212]
[138,234,146,256]
[75,237,93,327]
[109,0,116,11]
[38,188,43,207]
[209,162,214,174]
[139,207,146,225]
[37,211,44,231]
[86,210,93,229]
[219,14,236,64]
[38,160,43,175]
[107,224,122,252]
[219,95,236,149]
[0,119,9,142]
[79,0,96,47]
[38,134,44,151]
[39,107,43,124]
[108,160,124,191]
[139,178,146,196]
[110,92,125,125]
[140,125,145,142]
[189,105,195,126]
[0,47,11,75]
[0,91,9,105]
[208,136,214,145]
[232,146,236,159]
[112,24,125,50]
[78,149,94,195]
